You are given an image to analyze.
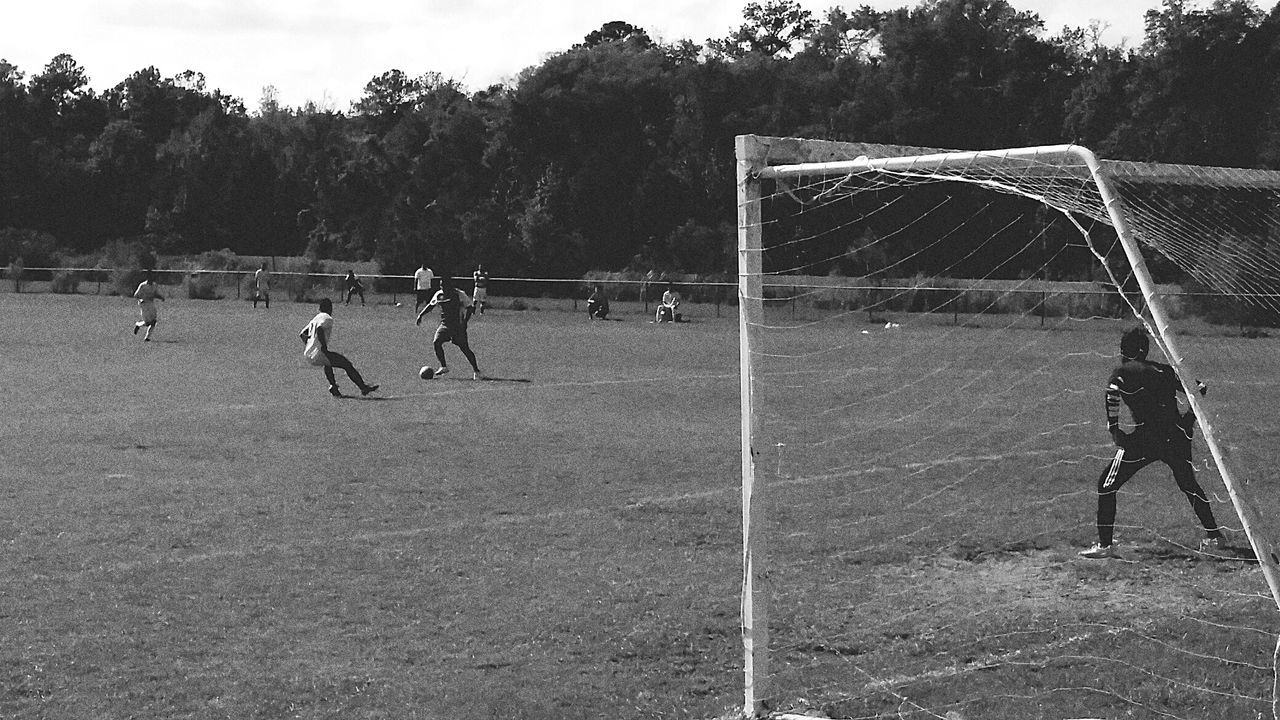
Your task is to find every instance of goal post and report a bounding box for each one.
[736,134,1280,718]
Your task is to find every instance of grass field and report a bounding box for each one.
[3,292,1280,719]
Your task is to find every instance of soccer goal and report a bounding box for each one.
[735,134,1280,719]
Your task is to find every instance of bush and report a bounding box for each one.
[187,272,222,300]
[98,239,155,296]
[195,249,242,272]
[49,270,79,294]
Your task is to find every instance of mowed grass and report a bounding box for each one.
[1,293,745,720]
[5,292,1280,719]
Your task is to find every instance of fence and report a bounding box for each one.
[0,266,1264,328]
[0,267,737,318]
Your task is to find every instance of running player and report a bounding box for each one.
[299,298,378,398]
[253,262,271,309]
[472,264,489,315]
[415,275,483,380]
[132,270,165,341]
[1079,326,1223,558]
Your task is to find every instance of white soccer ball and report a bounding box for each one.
[419,365,436,380]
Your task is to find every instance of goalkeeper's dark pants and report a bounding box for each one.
[1094,423,1221,547]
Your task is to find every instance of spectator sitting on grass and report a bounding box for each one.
[587,286,610,320]
[656,283,681,323]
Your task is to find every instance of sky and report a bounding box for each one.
[3,0,1162,112]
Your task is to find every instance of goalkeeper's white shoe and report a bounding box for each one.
[1079,542,1119,559]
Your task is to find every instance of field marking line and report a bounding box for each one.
[84,441,1096,576]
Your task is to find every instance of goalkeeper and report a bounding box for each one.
[1080,326,1224,559]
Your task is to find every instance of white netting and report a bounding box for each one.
[739,139,1280,719]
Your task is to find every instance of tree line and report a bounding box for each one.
[2,0,1278,282]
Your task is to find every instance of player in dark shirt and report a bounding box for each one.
[1080,326,1223,558]
[415,275,484,380]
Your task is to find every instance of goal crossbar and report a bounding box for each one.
[755,143,1280,189]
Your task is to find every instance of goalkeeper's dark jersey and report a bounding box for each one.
[1106,358,1183,437]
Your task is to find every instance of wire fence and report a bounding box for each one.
[0,265,1267,327]
[0,267,739,318]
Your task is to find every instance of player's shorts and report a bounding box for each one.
[139,301,158,324]
[434,323,468,346]
[416,288,433,304]
[304,347,331,367]
[473,287,487,303]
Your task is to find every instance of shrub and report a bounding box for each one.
[195,249,242,272]
[187,272,222,300]
[49,270,79,294]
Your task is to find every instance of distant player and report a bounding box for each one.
[413,263,435,313]
[472,264,489,315]
[132,269,165,341]
[344,270,365,305]
[253,263,271,309]
[299,298,378,398]
[587,285,610,320]
[415,275,483,380]
[1079,326,1223,558]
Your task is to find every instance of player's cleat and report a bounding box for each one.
[361,384,379,396]
[434,366,449,376]
[472,371,486,381]
[329,386,343,398]
[1079,542,1119,559]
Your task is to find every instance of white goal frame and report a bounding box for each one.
[735,134,1280,718]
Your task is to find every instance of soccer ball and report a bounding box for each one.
[419,365,436,380]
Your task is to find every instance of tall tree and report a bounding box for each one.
[709,0,817,58]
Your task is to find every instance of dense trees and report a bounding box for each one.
[2,0,1280,280]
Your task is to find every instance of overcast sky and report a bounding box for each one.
[3,0,1161,111]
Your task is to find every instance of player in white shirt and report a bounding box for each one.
[253,263,271,309]
[656,283,681,322]
[413,263,435,313]
[472,264,489,315]
[299,299,378,398]
[132,270,165,341]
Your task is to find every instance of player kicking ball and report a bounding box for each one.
[299,299,378,398]
[1080,326,1224,559]
[415,275,484,380]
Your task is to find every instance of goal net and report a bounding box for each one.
[735,135,1280,719]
